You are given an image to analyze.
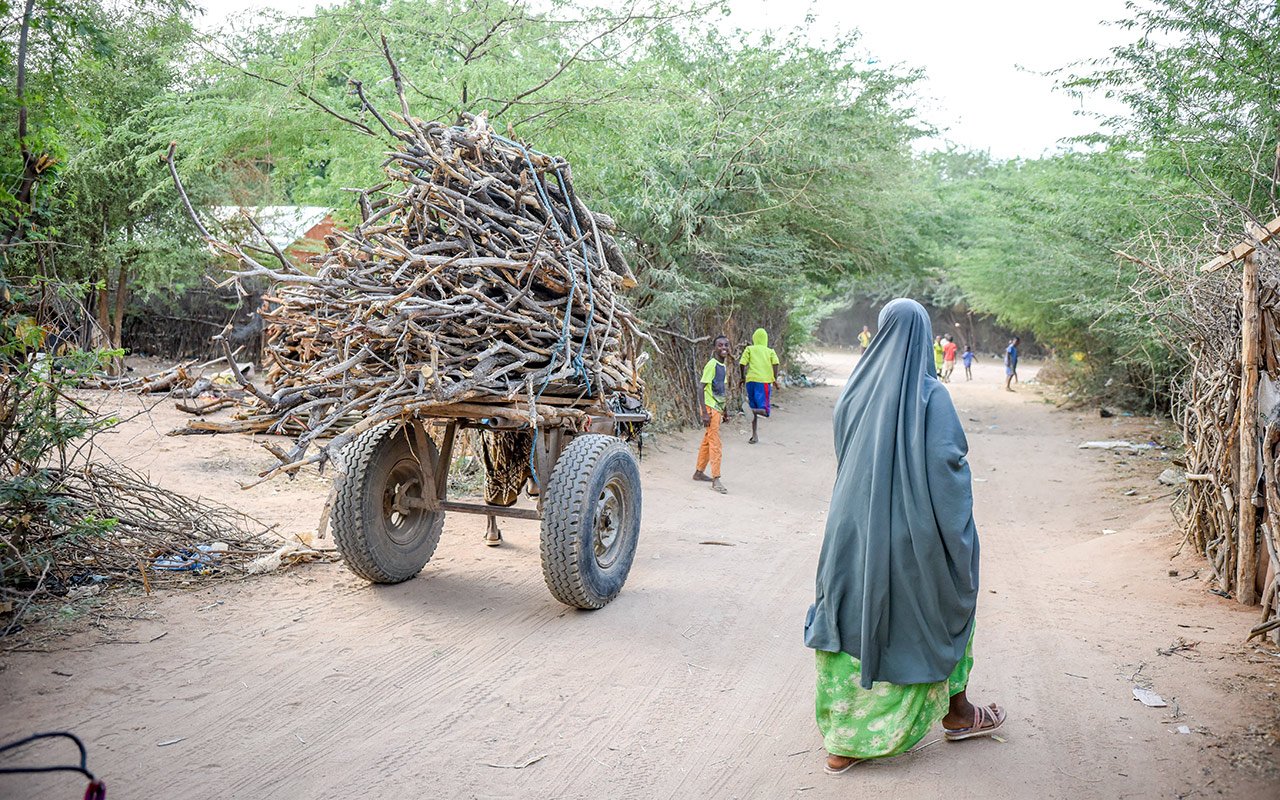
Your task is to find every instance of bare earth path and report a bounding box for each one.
[2,353,1277,799]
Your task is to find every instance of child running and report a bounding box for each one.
[693,335,733,494]
[739,327,780,444]
[941,334,958,382]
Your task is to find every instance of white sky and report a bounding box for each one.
[193,0,1137,159]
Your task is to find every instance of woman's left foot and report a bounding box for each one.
[943,703,1006,741]
[824,754,861,774]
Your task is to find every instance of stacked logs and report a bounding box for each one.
[1175,227,1280,644]
[167,111,645,482]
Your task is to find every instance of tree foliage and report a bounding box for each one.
[1,0,213,360]
[150,0,932,358]
[912,0,1280,408]
[9,0,1277,413]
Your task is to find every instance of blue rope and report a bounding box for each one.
[554,165,597,399]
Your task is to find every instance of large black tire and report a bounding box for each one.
[540,434,642,609]
[331,422,445,583]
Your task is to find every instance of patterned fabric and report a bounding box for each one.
[815,633,974,759]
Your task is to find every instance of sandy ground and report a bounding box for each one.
[2,352,1278,799]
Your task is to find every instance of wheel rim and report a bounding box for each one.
[593,476,628,569]
[381,458,426,545]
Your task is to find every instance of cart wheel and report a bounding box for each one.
[331,422,444,584]
[540,434,642,609]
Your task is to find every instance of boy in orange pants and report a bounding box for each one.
[693,335,733,494]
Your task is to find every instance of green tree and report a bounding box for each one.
[1,0,210,365]
[1063,0,1280,221]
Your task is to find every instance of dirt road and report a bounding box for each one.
[2,353,1277,799]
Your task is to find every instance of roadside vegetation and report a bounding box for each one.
[6,1,1275,413]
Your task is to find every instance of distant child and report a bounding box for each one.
[941,334,958,382]
[1004,336,1020,392]
[933,335,944,375]
[857,325,872,353]
[693,335,733,494]
[739,327,780,444]
[962,344,975,380]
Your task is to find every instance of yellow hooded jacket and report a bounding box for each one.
[740,328,780,384]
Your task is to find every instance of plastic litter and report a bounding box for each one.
[152,542,229,572]
[1132,687,1167,707]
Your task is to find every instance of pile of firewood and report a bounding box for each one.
[166,74,646,481]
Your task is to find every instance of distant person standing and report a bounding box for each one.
[857,325,873,353]
[1004,337,1020,392]
[941,335,958,382]
[933,335,944,375]
[962,345,975,381]
[693,335,733,494]
[739,327,780,445]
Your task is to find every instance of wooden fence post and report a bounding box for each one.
[1239,250,1260,605]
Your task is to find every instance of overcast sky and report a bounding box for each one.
[193,0,1136,159]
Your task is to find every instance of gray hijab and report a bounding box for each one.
[804,298,979,689]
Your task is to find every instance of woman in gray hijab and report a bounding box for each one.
[804,298,1005,774]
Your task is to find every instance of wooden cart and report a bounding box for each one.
[328,397,648,609]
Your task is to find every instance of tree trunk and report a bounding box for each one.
[3,0,44,252]
[111,264,128,351]
[94,277,110,348]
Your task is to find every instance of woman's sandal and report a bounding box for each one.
[823,755,863,775]
[943,703,1006,742]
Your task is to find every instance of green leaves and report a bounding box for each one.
[141,1,930,354]
[1062,0,1280,220]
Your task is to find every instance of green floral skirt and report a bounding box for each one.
[814,634,974,759]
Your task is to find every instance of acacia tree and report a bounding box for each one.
[1063,0,1280,226]
[154,0,931,416]
[1,0,207,368]
[905,1,1280,409]
[168,4,928,302]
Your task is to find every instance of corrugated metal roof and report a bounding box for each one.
[211,206,331,251]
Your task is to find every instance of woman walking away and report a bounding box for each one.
[804,298,1004,775]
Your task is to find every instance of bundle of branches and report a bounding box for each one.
[85,356,257,416]
[1174,266,1246,590]
[168,85,645,483]
[1,463,289,628]
[86,356,230,394]
[1153,221,1280,643]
